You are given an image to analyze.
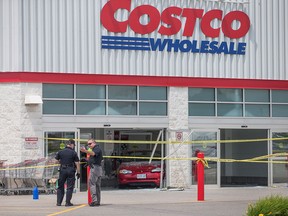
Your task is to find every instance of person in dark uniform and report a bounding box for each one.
[55,139,80,207]
[80,139,103,207]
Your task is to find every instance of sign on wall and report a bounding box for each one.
[24,137,39,149]
[100,0,250,55]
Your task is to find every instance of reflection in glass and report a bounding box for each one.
[108,101,137,115]
[76,101,105,115]
[217,88,242,102]
[272,132,288,184]
[44,131,75,179]
[191,132,217,185]
[245,104,269,117]
[108,86,137,100]
[44,131,75,156]
[217,104,243,117]
[76,85,105,99]
[189,88,215,101]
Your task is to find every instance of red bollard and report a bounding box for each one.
[87,155,92,205]
[197,152,205,201]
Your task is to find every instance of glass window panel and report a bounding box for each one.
[44,131,75,156]
[273,163,288,184]
[217,104,243,116]
[108,101,137,115]
[43,101,74,114]
[43,84,74,98]
[139,102,167,115]
[76,101,105,115]
[191,132,217,157]
[217,89,243,102]
[189,88,215,101]
[108,86,136,100]
[245,104,270,117]
[139,87,167,100]
[272,133,288,184]
[192,161,217,185]
[189,103,215,116]
[272,105,288,117]
[191,131,217,185]
[272,132,288,153]
[272,90,288,103]
[245,89,269,102]
[76,85,105,99]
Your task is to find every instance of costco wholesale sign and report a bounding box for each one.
[100,0,251,55]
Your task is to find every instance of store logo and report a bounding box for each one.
[100,0,250,55]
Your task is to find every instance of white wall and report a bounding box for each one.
[0,83,43,164]
[20,83,43,162]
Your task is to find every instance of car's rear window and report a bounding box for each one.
[122,150,161,162]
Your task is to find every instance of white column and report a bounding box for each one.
[167,87,190,188]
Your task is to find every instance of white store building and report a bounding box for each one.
[0,0,288,190]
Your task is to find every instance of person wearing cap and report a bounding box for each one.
[80,139,103,207]
[55,139,80,207]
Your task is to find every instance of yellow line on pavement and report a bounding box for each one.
[47,204,86,216]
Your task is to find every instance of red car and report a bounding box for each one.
[117,151,164,188]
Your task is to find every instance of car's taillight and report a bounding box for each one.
[151,167,161,173]
[119,169,132,174]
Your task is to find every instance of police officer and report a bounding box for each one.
[55,139,80,206]
[80,139,103,207]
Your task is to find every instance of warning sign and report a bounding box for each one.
[176,132,183,142]
[24,137,39,149]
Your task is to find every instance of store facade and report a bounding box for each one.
[0,0,288,189]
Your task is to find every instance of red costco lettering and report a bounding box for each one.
[201,9,223,38]
[181,8,204,37]
[100,0,131,33]
[129,5,160,34]
[222,11,251,39]
[100,0,250,39]
[158,7,182,35]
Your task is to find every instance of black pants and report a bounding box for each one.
[57,166,75,204]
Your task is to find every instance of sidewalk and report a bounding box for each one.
[0,186,287,216]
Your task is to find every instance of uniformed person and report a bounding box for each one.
[55,139,80,206]
[80,139,103,207]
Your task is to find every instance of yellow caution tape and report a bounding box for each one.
[2,153,287,171]
[196,158,210,168]
[42,137,288,144]
[0,162,87,171]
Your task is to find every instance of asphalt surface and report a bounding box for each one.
[0,186,288,216]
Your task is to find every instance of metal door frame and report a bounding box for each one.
[190,129,220,187]
[269,129,288,187]
[43,128,80,189]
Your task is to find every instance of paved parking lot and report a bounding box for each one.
[0,186,287,216]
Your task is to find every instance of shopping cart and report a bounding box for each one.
[0,158,47,195]
[43,158,59,195]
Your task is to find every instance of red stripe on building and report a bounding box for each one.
[0,72,288,89]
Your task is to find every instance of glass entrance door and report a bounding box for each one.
[44,131,78,157]
[220,129,268,187]
[271,131,288,186]
[191,130,220,186]
[44,130,79,188]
